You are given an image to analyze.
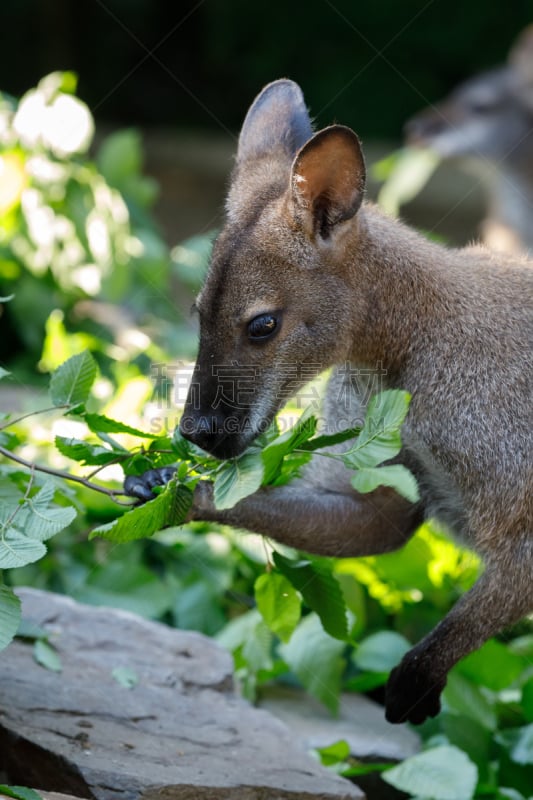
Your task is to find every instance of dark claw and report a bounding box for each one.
[124,467,176,503]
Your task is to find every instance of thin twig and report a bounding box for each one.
[0,404,71,431]
[0,445,134,506]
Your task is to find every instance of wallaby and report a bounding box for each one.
[405,25,533,254]
[126,80,533,726]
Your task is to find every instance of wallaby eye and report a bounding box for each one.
[247,313,278,341]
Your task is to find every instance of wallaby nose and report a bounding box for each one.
[404,113,445,145]
[180,411,224,451]
[179,410,246,459]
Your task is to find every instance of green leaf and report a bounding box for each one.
[241,618,273,674]
[522,678,533,723]
[297,426,360,452]
[98,129,142,184]
[261,412,317,483]
[457,638,524,691]
[55,435,123,465]
[274,552,349,641]
[342,389,410,470]
[23,484,77,540]
[0,786,44,800]
[383,745,478,800]
[441,713,491,779]
[351,464,420,503]
[315,739,351,766]
[377,146,440,217]
[112,666,138,689]
[172,429,192,459]
[254,571,301,643]
[279,613,345,714]
[33,639,62,672]
[443,671,497,731]
[0,367,10,380]
[16,618,47,641]
[0,585,21,651]
[84,413,158,439]
[216,608,263,653]
[0,533,46,569]
[353,631,411,673]
[49,350,97,407]
[90,481,188,542]
[214,451,264,510]
[509,724,533,765]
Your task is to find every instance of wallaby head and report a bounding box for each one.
[180,80,368,458]
[405,26,533,163]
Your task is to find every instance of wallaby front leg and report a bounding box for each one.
[191,481,422,558]
[385,544,533,724]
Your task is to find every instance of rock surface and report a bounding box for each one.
[0,589,362,800]
[259,686,419,763]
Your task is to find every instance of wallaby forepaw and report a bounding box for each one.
[385,658,445,725]
[124,467,176,503]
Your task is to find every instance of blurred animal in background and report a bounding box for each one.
[406,26,533,254]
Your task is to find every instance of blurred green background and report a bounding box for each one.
[3,0,533,138]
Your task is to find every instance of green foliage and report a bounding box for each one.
[0,787,44,800]
[383,745,478,800]
[279,613,346,714]
[0,72,211,375]
[254,571,301,643]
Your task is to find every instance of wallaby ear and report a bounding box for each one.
[237,79,313,163]
[290,125,366,240]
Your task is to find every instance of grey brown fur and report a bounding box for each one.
[130,80,533,725]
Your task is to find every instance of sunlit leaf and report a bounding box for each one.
[254,571,301,643]
[49,350,97,407]
[315,739,351,766]
[273,552,349,641]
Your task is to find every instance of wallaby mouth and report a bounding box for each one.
[179,410,258,460]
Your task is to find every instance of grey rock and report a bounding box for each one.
[0,589,362,800]
[259,686,420,763]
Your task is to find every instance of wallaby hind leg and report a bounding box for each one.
[385,534,533,724]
